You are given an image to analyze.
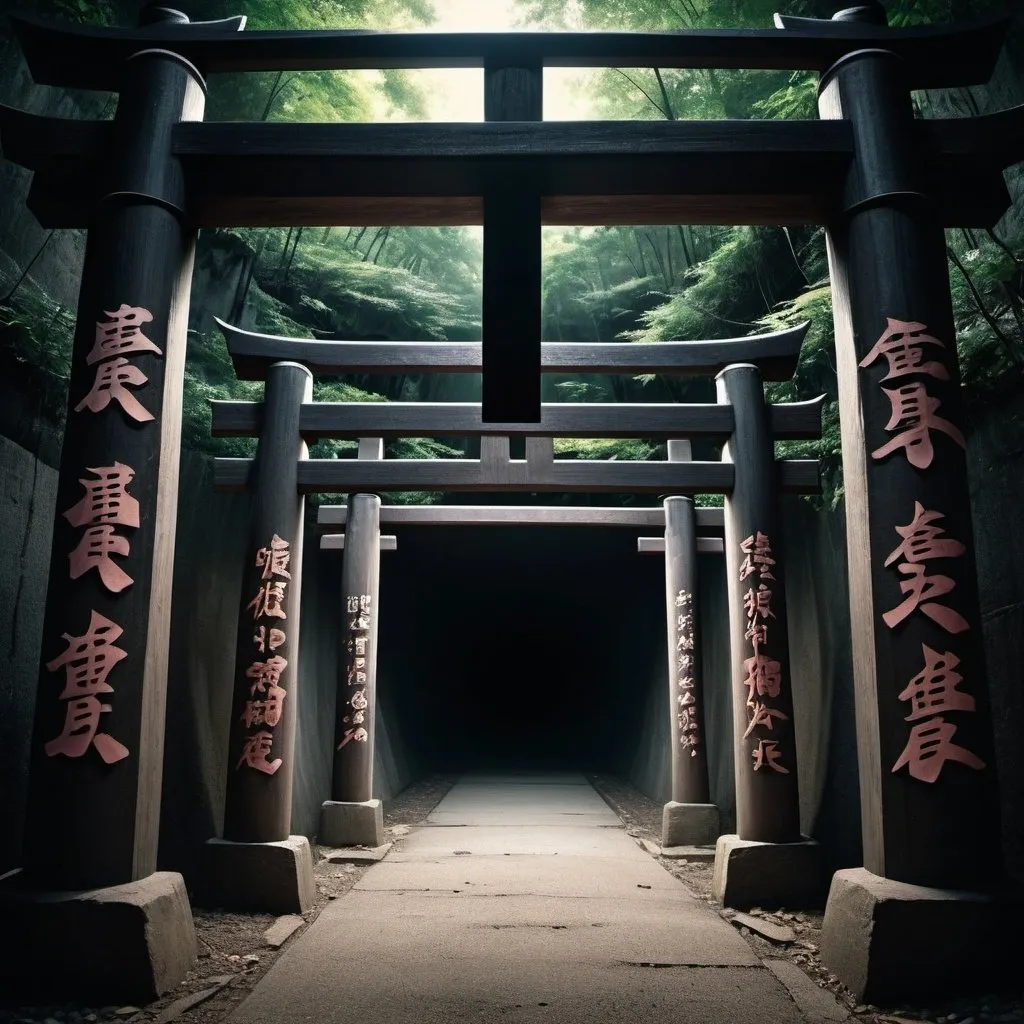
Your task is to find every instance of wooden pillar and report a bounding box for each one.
[22,9,206,890]
[717,364,802,844]
[481,59,542,423]
[222,361,312,843]
[331,493,382,804]
[819,10,1000,890]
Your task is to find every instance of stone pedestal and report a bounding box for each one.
[712,834,825,910]
[820,867,1010,1003]
[198,835,315,914]
[0,870,196,1003]
[662,801,720,848]
[320,798,384,848]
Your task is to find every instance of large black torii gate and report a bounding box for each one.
[0,0,1020,1005]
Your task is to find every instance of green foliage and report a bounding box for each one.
[553,437,657,460]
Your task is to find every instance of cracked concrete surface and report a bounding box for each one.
[226,773,821,1023]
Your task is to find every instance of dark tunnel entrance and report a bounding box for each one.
[375,523,670,776]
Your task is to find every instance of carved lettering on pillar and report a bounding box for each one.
[861,318,985,786]
[63,462,140,594]
[340,594,372,749]
[45,610,130,764]
[74,305,162,423]
[859,318,965,470]
[43,305,161,767]
[673,589,700,756]
[739,532,789,774]
[238,535,292,775]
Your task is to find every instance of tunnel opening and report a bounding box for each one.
[374,522,669,781]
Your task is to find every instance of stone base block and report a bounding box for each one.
[198,835,314,915]
[0,870,196,1003]
[320,799,383,848]
[712,834,825,910]
[662,801,720,848]
[820,867,1010,1004]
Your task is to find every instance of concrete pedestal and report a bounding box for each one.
[320,798,383,848]
[662,801,720,848]
[0,870,196,1003]
[820,867,1009,1003]
[198,835,315,914]
[712,834,825,910]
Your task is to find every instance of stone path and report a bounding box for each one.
[227,773,831,1023]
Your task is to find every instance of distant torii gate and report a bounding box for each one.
[0,0,1019,1005]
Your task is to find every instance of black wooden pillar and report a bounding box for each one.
[717,364,802,844]
[331,493,382,804]
[481,58,542,423]
[223,361,312,843]
[664,495,711,805]
[22,8,206,890]
[818,8,1000,891]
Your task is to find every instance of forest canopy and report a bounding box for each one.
[1,0,1020,511]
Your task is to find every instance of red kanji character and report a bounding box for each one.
[337,726,369,750]
[253,625,287,654]
[256,534,292,580]
[87,304,161,365]
[245,655,288,695]
[236,730,282,775]
[743,701,789,739]
[240,685,287,729]
[247,580,287,620]
[892,716,985,783]
[742,652,782,701]
[68,524,133,593]
[63,462,140,530]
[859,318,950,383]
[744,584,775,622]
[739,532,777,581]
[752,739,789,774]
[898,645,975,722]
[871,382,966,470]
[74,357,154,423]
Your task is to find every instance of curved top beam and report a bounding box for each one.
[215,317,810,382]
[9,12,1009,93]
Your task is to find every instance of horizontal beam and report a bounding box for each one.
[10,13,1008,90]
[317,503,726,529]
[209,396,824,441]
[216,319,808,382]
[213,457,819,494]
[3,110,1017,230]
[320,534,398,551]
[639,536,723,555]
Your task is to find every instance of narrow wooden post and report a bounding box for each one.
[320,493,384,848]
[5,5,215,1002]
[222,361,312,843]
[664,495,711,806]
[200,359,315,915]
[711,364,823,909]
[481,59,542,423]
[812,3,1005,1001]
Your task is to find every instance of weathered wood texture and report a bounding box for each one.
[718,365,802,845]
[820,43,1000,890]
[210,397,825,441]
[664,496,712,804]
[317,504,726,530]
[638,536,724,554]
[223,362,312,844]
[2,111,1019,229]
[214,456,820,494]
[215,319,809,382]
[332,495,382,803]
[10,12,1008,89]
[21,25,206,890]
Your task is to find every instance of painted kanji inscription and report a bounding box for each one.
[340,594,373,750]
[673,589,700,756]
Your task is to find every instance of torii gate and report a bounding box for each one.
[0,0,1020,1005]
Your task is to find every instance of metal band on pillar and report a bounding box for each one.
[813,3,1003,1002]
[22,9,206,893]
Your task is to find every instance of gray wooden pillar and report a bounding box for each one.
[711,364,823,909]
[199,359,315,915]
[320,493,385,848]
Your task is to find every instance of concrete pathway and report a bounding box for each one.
[227,773,825,1023]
